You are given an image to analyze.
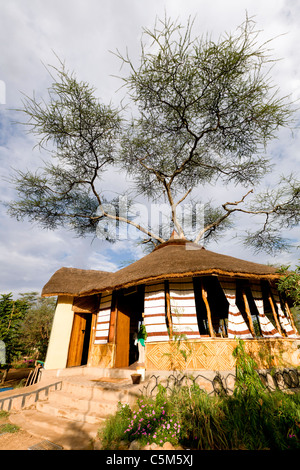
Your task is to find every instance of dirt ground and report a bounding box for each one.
[0,367,33,389]
[0,368,50,450]
[0,417,42,451]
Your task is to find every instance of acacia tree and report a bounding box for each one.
[7,16,300,253]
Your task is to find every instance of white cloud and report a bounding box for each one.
[0,0,300,297]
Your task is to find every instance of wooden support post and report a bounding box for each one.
[201,280,215,337]
[88,313,98,365]
[108,304,117,343]
[284,301,298,334]
[165,281,173,339]
[242,290,256,337]
[268,294,283,335]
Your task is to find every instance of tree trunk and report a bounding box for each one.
[0,365,10,386]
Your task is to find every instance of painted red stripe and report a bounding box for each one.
[227,328,251,335]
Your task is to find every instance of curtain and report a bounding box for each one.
[144,282,169,342]
[94,292,112,344]
[270,285,298,338]
[250,282,281,338]
[219,278,252,339]
[169,278,201,339]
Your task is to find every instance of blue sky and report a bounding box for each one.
[0,0,300,297]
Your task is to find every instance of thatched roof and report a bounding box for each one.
[42,267,113,297]
[42,239,281,297]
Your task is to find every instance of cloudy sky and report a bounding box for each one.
[0,0,300,297]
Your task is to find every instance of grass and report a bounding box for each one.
[0,411,20,435]
[98,341,300,450]
[0,423,19,434]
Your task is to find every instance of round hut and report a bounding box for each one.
[42,238,300,372]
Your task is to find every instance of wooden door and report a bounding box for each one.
[114,288,144,368]
[67,312,90,367]
[114,308,130,368]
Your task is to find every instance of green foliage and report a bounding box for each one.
[137,324,147,341]
[7,15,299,252]
[99,341,300,450]
[99,402,132,450]
[9,61,121,237]
[224,389,300,450]
[232,339,266,397]
[169,384,229,449]
[0,292,55,369]
[277,263,300,307]
[123,386,181,447]
[18,293,56,360]
[120,16,292,193]
[277,263,300,331]
[100,386,300,450]
[0,293,28,365]
[99,387,182,449]
[0,423,20,434]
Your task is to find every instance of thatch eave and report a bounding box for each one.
[78,269,281,297]
[42,240,282,298]
[41,266,113,298]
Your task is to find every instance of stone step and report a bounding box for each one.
[9,409,103,450]
[45,390,118,417]
[36,400,109,424]
[30,375,141,424]
[6,373,145,449]
[59,377,141,405]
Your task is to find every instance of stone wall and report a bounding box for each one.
[140,367,300,397]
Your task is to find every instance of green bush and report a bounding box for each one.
[123,386,181,447]
[170,384,228,449]
[99,402,132,450]
[223,390,300,450]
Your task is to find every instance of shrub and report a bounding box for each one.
[170,384,228,449]
[124,399,181,447]
[98,401,132,450]
[223,389,300,450]
[232,339,266,397]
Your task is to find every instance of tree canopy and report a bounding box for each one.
[0,293,55,365]
[18,293,56,361]
[7,16,300,253]
[0,293,28,367]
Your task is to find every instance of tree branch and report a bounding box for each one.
[194,189,254,243]
[98,203,165,244]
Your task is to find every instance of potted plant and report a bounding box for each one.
[137,324,147,345]
[131,324,147,384]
